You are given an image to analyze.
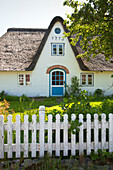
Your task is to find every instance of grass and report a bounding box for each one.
[1,94,113,122]
[9,97,103,113]
[3,96,62,112]
[0,95,63,122]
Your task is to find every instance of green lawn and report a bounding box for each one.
[1,94,113,122]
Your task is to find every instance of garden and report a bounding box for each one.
[1,76,113,169]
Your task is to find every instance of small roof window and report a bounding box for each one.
[55,28,61,34]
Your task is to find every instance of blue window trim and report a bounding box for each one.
[51,43,65,56]
[80,73,94,86]
[49,68,66,96]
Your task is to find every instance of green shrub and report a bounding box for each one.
[19,94,30,102]
[101,99,113,116]
[94,89,103,97]
[0,90,5,97]
[65,76,81,97]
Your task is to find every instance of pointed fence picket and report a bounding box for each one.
[0,106,113,159]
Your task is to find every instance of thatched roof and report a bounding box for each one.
[0,28,46,71]
[0,16,113,71]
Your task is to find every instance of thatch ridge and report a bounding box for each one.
[7,28,47,32]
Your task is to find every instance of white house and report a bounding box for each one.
[0,16,113,97]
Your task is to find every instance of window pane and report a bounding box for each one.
[88,75,92,85]
[52,75,55,80]
[60,72,63,76]
[58,44,63,55]
[56,76,59,80]
[52,81,55,85]
[56,81,59,85]
[56,71,59,75]
[52,72,55,75]
[19,74,24,85]
[60,76,63,81]
[26,74,30,85]
[82,74,86,85]
[60,81,63,85]
[53,45,57,55]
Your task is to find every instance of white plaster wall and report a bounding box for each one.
[80,71,113,95]
[0,71,34,96]
[0,21,113,96]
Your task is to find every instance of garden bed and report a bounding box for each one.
[1,157,113,170]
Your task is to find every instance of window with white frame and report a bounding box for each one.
[81,73,94,86]
[51,43,64,56]
[18,74,31,85]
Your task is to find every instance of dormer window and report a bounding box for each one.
[51,43,65,56]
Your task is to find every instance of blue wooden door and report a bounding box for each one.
[51,71,64,96]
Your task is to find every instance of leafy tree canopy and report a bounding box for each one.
[63,0,113,60]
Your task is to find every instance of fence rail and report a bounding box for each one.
[0,106,113,159]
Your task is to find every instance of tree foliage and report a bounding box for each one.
[63,0,113,60]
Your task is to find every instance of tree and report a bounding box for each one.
[63,0,113,60]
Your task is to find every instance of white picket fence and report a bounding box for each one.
[0,106,113,159]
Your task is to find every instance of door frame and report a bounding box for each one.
[49,68,66,96]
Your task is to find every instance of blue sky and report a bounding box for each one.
[0,0,75,37]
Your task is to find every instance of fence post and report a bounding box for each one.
[7,115,13,158]
[16,115,20,158]
[79,114,83,155]
[94,114,99,153]
[39,106,45,157]
[71,114,76,156]
[56,114,60,156]
[32,114,37,157]
[63,114,68,156]
[24,115,28,158]
[101,113,106,150]
[48,114,52,156]
[0,115,4,159]
[109,113,113,152]
[87,114,91,155]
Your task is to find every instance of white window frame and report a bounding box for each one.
[51,43,65,56]
[18,74,31,86]
[80,73,94,86]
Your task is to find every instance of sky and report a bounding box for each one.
[0,0,75,37]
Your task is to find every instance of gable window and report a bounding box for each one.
[51,43,65,56]
[55,28,61,34]
[18,74,31,86]
[81,73,94,86]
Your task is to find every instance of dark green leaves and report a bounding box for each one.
[64,0,113,60]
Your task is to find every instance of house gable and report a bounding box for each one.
[32,18,81,77]
[26,16,88,71]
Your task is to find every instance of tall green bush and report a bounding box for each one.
[65,76,81,97]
